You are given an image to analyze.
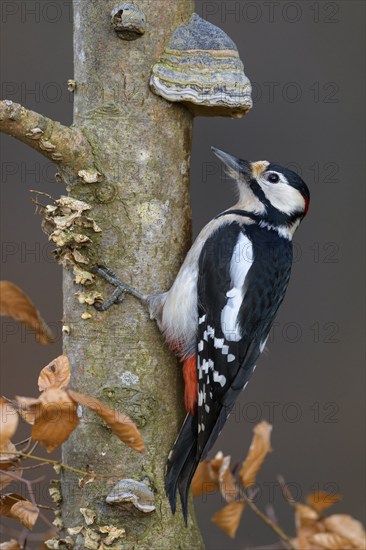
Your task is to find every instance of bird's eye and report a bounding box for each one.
[266,172,280,183]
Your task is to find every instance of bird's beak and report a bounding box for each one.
[211,147,252,181]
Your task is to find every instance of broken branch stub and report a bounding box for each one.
[111,4,146,40]
[0,100,95,175]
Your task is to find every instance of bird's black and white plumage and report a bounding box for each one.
[92,147,310,523]
[160,148,310,522]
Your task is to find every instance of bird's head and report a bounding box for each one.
[212,147,310,235]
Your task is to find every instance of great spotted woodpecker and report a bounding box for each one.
[93,147,310,522]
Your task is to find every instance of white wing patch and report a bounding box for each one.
[213,370,227,387]
[221,232,253,341]
[214,337,225,348]
[259,336,268,353]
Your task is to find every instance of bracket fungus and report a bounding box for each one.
[150,13,252,118]
[106,479,155,513]
[111,4,146,40]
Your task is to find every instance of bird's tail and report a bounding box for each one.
[165,413,199,524]
[165,404,234,524]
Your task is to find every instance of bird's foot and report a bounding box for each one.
[91,264,147,311]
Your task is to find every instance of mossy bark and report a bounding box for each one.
[60,1,204,549]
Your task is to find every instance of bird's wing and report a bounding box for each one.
[196,220,292,458]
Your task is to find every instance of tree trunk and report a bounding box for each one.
[60,1,203,548]
[0,0,204,546]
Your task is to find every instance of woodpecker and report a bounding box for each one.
[93,147,310,523]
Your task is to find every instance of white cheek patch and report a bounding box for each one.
[221,232,253,341]
[260,180,305,215]
[238,177,267,214]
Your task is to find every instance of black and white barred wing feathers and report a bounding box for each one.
[165,220,293,519]
[196,220,293,458]
[196,222,256,457]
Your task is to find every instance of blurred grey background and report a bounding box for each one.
[1,1,365,548]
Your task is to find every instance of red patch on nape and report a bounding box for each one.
[182,355,197,415]
[303,194,310,216]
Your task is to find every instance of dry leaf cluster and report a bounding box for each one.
[1,283,145,545]
[14,354,144,453]
[0,353,144,540]
[1,280,364,548]
[192,422,366,550]
[295,501,366,550]
[193,420,272,538]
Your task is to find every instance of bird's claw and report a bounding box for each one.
[91,264,146,311]
[91,264,129,311]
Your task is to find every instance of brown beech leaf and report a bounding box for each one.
[295,503,324,550]
[306,491,342,515]
[0,442,23,491]
[0,460,23,491]
[0,440,17,461]
[16,388,79,452]
[38,354,71,391]
[211,501,245,539]
[309,532,360,550]
[192,452,226,497]
[192,460,218,496]
[0,493,39,530]
[322,515,366,549]
[0,400,18,450]
[0,539,21,549]
[68,390,144,453]
[0,401,21,490]
[11,499,39,530]
[192,452,239,502]
[15,396,39,425]
[0,281,54,344]
[217,454,239,503]
[296,503,320,528]
[239,421,272,487]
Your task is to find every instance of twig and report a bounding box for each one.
[36,503,56,512]
[19,462,50,470]
[242,491,296,550]
[0,450,121,478]
[29,189,56,201]
[6,488,56,511]
[0,450,89,476]
[4,472,44,506]
[14,436,32,448]
[28,440,39,455]
[266,503,279,526]
[30,198,48,211]
[277,475,297,507]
